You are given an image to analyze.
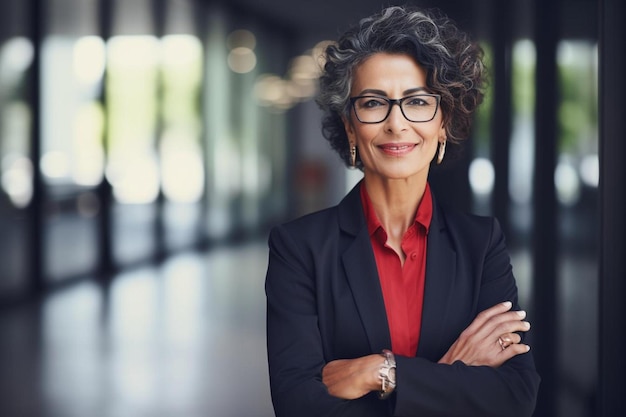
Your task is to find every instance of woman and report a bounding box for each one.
[265,6,540,417]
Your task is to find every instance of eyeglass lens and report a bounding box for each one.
[352,95,438,123]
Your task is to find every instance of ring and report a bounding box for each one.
[498,337,506,350]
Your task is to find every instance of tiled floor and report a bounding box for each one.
[0,241,275,417]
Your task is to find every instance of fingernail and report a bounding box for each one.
[523,321,531,329]
[503,301,512,308]
[517,310,527,318]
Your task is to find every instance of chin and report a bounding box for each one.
[377,167,427,181]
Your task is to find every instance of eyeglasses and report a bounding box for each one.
[349,94,441,124]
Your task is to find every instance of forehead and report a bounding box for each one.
[351,53,427,93]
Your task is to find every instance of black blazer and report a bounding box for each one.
[265,183,540,417]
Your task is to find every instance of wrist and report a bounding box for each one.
[378,349,396,399]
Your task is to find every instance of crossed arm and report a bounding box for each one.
[322,301,531,400]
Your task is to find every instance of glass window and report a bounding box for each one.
[160,35,203,205]
[0,1,33,296]
[106,0,159,265]
[107,34,160,264]
[203,11,236,239]
[160,0,205,250]
[555,40,598,417]
[41,35,105,188]
[106,35,160,205]
[0,37,34,209]
[42,0,102,281]
[468,41,494,215]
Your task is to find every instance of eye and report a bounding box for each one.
[405,96,431,107]
[356,96,388,109]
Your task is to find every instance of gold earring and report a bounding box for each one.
[437,140,446,165]
[350,146,357,167]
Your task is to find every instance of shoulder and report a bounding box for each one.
[272,205,340,237]
[269,182,363,247]
[441,206,499,235]
[267,205,343,258]
[433,193,496,229]
[434,202,505,252]
[266,204,352,276]
[434,204,514,292]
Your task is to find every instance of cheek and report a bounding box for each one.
[419,125,443,142]
[352,125,378,145]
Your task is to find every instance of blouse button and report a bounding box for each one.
[410,252,417,260]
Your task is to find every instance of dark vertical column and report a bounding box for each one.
[490,0,512,239]
[97,0,115,277]
[151,0,167,261]
[531,0,559,416]
[431,1,473,214]
[28,0,45,293]
[598,0,626,415]
[193,0,210,249]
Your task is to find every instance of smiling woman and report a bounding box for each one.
[265,5,540,417]
[342,53,444,185]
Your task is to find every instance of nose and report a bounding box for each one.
[384,102,408,131]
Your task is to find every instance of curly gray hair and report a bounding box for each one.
[316,6,486,169]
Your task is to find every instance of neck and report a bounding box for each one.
[363,173,427,238]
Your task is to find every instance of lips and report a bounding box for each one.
[378,143,417,156]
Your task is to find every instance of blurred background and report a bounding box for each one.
[0,0,623,416]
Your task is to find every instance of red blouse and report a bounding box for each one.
[360,182,433,357]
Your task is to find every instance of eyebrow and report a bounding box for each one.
[356,87,429,96]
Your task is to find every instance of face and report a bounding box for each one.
[343,53,445,183]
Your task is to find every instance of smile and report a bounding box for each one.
[378,143,417,155]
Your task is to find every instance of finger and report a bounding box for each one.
[468,308,527,342]
[491,318,531,340]
[498,332,522,347]
[465,301,513,334]
[480,309,528,337]
[495,333,521,351]
[498,342,531,360]
[497,336,507,351]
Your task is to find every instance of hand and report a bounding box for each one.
[322,354,384,399]
[438,301,531,367]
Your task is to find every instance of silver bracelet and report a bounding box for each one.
[378,349,397,399]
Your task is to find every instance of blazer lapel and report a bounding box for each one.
[417,200,457,359]
[337,185,457,357]
[338,184,392,353]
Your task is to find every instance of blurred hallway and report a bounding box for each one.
[0,0,624,416]
[0,241,274,417]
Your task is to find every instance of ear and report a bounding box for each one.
[342,115,356,143]
[439,124,447,143]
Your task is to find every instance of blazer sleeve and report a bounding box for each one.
[392,217,540,417]
[265,224,390,417]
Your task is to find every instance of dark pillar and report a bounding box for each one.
[598,0,626,415]
[531,0,559,416]
[490,0,513,239]
[151,0,167,261]
[193,0,212,249]
[97,0,115,277]
[28,0,45,293]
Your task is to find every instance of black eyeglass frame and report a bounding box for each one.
[348,94,441,124]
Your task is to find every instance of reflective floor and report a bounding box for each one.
[0,240,597,417]
[0,241,275,417]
